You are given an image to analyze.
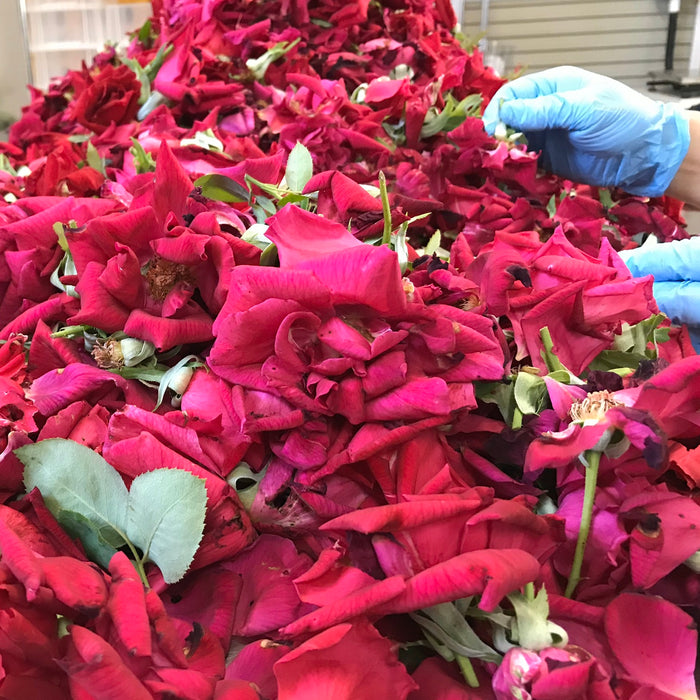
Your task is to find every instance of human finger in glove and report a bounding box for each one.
[483,65,700,345]
[620,239,700,349]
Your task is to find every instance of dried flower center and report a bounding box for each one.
[460,293,481,311]
[569,390,623,423]
[92,339,124,369]
[145,256,196,301]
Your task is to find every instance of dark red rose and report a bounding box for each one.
[72,64,141,134]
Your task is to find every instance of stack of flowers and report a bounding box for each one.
[0,0,699,698]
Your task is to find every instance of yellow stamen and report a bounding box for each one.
[568,390,623,423]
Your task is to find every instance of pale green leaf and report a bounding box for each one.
[285,142,313,192]
[56,509,123,568]
[85,142,106,176]
[241,223,271,250]
[126,469,207,583]
[19,439,129,540]
[136,90,167,120]
[244,174,285,199]
[394,225,409,274]
[154,354,199,410]
[513,371,547,415]
[424,230,442,257]
[508,587,568,651]
[246,38,300,81]
[181,129,224,153]
[130,138,156,174]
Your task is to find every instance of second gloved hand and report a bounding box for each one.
[482,66,690,197]
[620,237,700,350]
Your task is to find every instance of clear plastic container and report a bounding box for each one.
[31,47,96,88]
[27,7,104,51]
[104,2,151,49]
[24,1,151,90]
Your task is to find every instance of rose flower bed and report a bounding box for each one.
[0,0,699,698]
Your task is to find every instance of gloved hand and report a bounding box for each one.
[482,66,690,197]
[619,237,700,349]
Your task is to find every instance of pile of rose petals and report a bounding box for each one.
[0,1,699,698]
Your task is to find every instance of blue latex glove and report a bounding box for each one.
[482,66,690,197]
[620,238,700,349]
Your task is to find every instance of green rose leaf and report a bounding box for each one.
[56,508,123,569]
[194,173,249,203]
[126,469,207,584]
[285,142,314,193]
[17,439,207,585]
[513,371,547,416]
[19,438,129,539]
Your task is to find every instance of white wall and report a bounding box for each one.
[0,0,32,124]
[459,0,698,90]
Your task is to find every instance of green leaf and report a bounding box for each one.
[513,371,547,415]
[143,44,173,84]
[420,93,482,140]
[137,18,153,47]
[0,153,17,176]
[195,173,249,203]
[19,439,130,541]
[259,242,279,266]
[276,192,310,208]
[598,188,615,210]
[18,439,208,585]
[241,223,271,250]
[285,142,313,192]
[136,90,168,121]
[53,221,70,253]
[67,134,91,144]
[475,380,516,425]
[251,194,278,223]
[412,603,502,663]
[130,138,156,174]
[587,350,645,373]
[127,469,207,583]
[85,141,106,176]
[382,119,406,146]
[56,509,123,569]
[121,57,151,105]
[508,587,568,652]
[245,174,285,200]
[394,224,410,274]
[246,38,301,81]
[424,230,442,257]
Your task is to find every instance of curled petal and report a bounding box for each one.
[107,552,152,657]
[62,625,151,700]
[375,548,541,614]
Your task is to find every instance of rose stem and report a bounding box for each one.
[378,171,392,246]
[564,450,601,598]
[456,655,480,688]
